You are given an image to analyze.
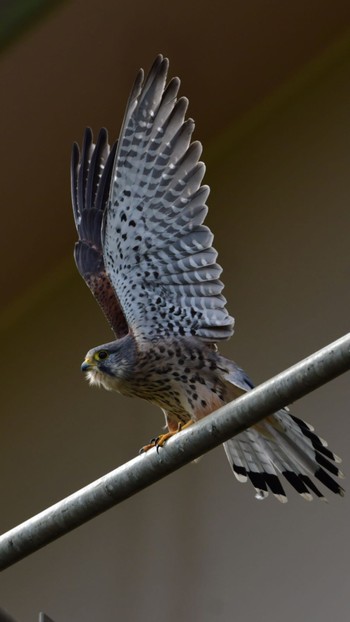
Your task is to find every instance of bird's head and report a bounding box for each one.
[81,336,136,393]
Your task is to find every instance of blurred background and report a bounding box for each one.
[0,1,349,621]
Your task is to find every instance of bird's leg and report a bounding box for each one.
[155,419,194,451]
[139,420,194,453]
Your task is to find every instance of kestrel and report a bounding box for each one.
[71,55,344,502]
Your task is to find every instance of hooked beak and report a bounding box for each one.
[81,358,95,372]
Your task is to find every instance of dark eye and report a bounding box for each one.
[97,350,108,360]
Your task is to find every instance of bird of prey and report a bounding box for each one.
[71,54,344,502]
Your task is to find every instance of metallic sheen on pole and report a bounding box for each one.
[0,333,349,571]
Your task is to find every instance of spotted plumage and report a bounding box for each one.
[71,55,344,502]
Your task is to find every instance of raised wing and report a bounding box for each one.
[103,54,235,343]
[71,128,128,338]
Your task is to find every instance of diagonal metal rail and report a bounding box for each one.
[0,333,349,571]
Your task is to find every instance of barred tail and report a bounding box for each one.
[223,409,344,502]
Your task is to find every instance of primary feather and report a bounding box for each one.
[103,55,234,343]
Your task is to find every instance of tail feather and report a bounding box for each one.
[268,413,344,483]
[223,408,344,502]
[262,433,316,501]
[299,475,325,499]
[263,423,325,500]
[245,428,288,502]
[290,415,342,463]
[224,430,288,502]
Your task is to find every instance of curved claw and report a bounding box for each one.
[139,421,194,454]
[139,441,157,454]
[139,433,172,454]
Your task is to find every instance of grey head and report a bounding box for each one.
[81,335,136,393]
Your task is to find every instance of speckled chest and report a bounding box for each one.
[122,337,236,421]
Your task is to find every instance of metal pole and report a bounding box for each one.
[0,333,349,571]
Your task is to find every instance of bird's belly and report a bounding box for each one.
[138,372,229,424]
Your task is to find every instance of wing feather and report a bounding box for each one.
[103,54,234,343]
[71,128,128,338]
